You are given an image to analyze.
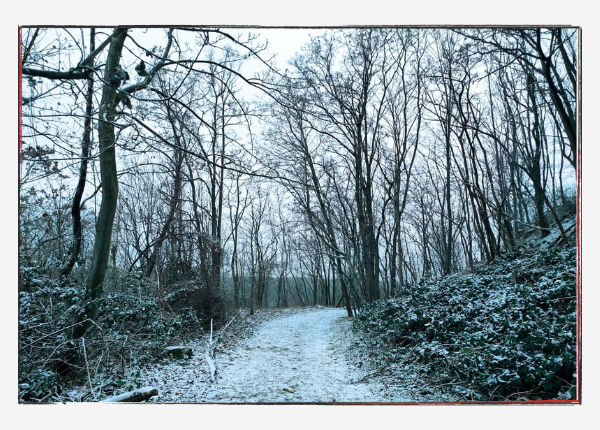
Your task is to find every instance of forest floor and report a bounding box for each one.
[138,307,447,403]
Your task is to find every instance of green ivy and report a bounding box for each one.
[354,245,577,401]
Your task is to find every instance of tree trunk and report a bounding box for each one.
[526,71,551,237]
[535,30,577,168]
[70,28,128,342]
[144,145,183,278]
[444,107,453,275]
[61,28,95,278]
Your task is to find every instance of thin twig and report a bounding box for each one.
[205,319,217,381]
[213,310,241,344]
[20,319,92,350]
[503,388,538,401]
[81,337,95,400]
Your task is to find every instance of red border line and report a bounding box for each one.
[19,27,23,185]
[576,26,582,403]
[333,399,577,405]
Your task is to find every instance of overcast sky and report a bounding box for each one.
[254,28,328,68]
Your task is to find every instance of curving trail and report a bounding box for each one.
[141,307,423,403]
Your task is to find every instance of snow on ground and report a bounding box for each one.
[139,307,430,403]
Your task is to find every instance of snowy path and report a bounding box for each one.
[205,308,378,403]
[141,307,420,403]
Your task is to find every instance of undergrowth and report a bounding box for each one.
[353,243,577,401]
[18,269,204,402]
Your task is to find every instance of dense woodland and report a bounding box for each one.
[18,27,578,402]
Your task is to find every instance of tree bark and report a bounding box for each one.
[71,28,128,342]
[534,30,577,168]
[61,28,96,278]
[144,145,183,279]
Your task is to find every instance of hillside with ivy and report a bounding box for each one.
[352,217,578,401]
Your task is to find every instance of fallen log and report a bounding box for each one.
[101,386,158,402]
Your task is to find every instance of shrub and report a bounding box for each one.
[354,245,577,401]
[18,269,204,402]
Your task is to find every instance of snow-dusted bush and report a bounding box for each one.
[18,266,85,401]
[18,268,203,402]
[354,245,577,401]
[167,284,227,330]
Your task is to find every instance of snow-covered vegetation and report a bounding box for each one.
[18,220,577,403]
[352,219,577,401]
[18,271,204,402]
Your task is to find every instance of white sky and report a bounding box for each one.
[255,28,328,68]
